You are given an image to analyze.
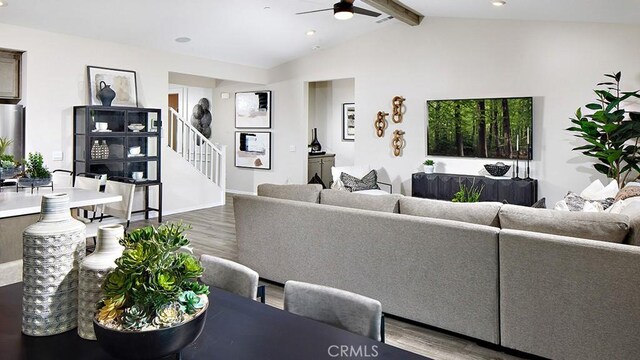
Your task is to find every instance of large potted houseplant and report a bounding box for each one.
[19,152,51,187]
[93,223,210,360]
[568,72,640,187]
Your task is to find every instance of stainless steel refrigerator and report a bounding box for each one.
[0,104,25,161]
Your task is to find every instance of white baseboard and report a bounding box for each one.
[161,201,225,216]
[226,189,255,195]
[226,189,256,196]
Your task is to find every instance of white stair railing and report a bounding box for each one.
[168,108,226,192]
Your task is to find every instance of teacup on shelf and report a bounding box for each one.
[95,122,108,131]
[132,171,144,181]
[129,146,141,155]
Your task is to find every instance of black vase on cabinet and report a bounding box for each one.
[309,128,323,154]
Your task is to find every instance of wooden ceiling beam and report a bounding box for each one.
[361,0,424,26]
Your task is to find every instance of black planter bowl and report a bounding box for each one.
[93,306,208,360]
[484,163,511,177]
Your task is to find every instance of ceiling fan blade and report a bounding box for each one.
[353,6,381,17]
[296,8,333,15]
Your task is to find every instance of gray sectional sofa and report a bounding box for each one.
[234,184,640,360]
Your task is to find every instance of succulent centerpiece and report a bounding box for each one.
[93,223,210,360]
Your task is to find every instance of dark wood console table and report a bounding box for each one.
[412,173,538,206]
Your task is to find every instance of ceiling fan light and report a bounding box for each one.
[334,10,354,20]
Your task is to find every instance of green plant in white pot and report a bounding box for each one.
[423,159,435,174]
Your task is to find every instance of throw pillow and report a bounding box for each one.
[330,178,348,192]
[555,192,614,212]
[308,173,326,189]
[340,170,380,192]
[615,186,640,202]
[531,198,546,208]
[580,179,619,200]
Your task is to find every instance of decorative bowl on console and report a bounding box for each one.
[484,162,510,177]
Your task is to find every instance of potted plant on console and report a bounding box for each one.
[93,223,210,360]
[423,159,435,174]
[19,152,51,188]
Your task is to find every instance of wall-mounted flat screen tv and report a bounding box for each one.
[427,97,533,160]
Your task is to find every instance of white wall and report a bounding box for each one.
[0,22,267,214]
[270,18,640,202]
[309,79,355,167]
[212,80,307,194]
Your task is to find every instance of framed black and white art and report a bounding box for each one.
[87,66,138,107]
[235,131,271,170]
[342,103,355,141]
[235,91,272,128]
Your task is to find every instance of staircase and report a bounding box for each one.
[167,108,226,204]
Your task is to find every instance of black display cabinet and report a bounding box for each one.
[412,172,538,206]
[73,106,162,222]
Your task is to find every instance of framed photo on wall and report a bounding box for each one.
[87,66,138,107]
[342,103,355,141]
[235,90,272,128]
[235,131,271,170]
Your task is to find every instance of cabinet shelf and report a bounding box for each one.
[73,105,163,222]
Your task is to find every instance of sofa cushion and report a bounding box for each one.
[499,204,630,243]
[320,189,401,213]
[257,184,322,203]
[399,197,501,227]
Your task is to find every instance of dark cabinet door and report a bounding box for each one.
[412,172,538,206]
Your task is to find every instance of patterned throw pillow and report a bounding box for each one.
[563,192,615,211]
[614,186,640,202]
[340,170,380,192]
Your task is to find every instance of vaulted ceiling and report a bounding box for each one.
[0,0,637,69]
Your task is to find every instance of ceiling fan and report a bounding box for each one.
[296,0,381,20]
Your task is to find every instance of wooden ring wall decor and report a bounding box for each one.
[392,96,405,123]
[392,130,406,157]
[375,111,389,138]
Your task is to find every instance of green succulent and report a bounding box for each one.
[178,291,206,314]
[184,281,210,296]
[0,159,15,169]
[152,303,183,328]
[97,223,209,330]
[120,305,149,330]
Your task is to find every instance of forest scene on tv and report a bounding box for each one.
[427,97,532,159]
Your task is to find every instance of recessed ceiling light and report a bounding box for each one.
[175,37,191,43]
[492,0,506,6]
[264,6,271,10]
[312,45,321,51]
[0,1,8,7]
[306,30,316,36]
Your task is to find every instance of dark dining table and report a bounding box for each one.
[0,283,428,359]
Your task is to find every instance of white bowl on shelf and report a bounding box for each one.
[128,124,145,132]
[128,146,141,155]
[95,122,108,131]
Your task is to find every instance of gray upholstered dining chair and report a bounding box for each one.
[199,254,264,302]
[283,280,385,342]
